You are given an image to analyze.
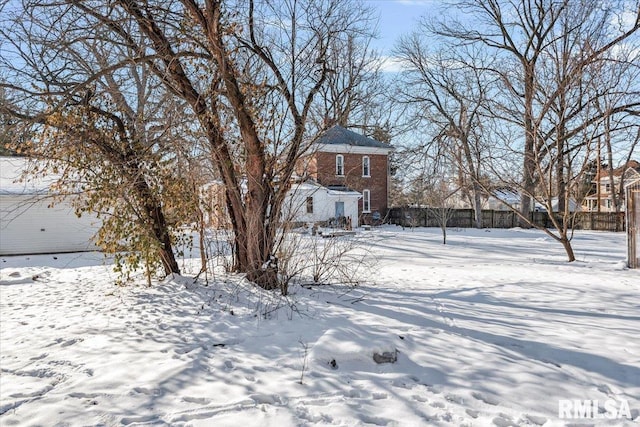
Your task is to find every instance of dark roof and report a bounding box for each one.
[316,125,391,149]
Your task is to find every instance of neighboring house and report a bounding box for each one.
[583,160,640,212]
[201,178,362,229]
[484,188,576,212]
[200,181,231,229]
[284,180,361,228]
[545,198,581,213]
[297,125,393,224]
[0,157,99,255]
[201,125,393,229]
[484,188,523,211]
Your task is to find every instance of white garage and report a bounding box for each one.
[0,157,99,256]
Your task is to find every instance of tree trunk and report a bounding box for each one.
[243,203,279,290]
[158,236,180,276]
[145,197,180,276]
[127,159,180,277]
[221,172,280,290]
[556,150,566,214]
[603,117,625,232]
[472,182,483,228]
[520,61,536,227]
[197,206,208,276]
[560,236,576,262]
[459,134,483,229]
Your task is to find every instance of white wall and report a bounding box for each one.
[284,184,360,227]
[0,195,99,255]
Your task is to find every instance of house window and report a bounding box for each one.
[362,156,370,177]
[604,183,612,193]
[363,189,371,213]
[336,154,344,176]
[306,196,313,214]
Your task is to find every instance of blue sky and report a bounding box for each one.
[366,0,439,54]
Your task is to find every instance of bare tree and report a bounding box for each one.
[429,0,568,225]
[309,17,399,149]
[416,0,640,261]
[425,158,459,244]
[591,51,640,223]
[132,0,373,290]
[430,0,639,229]
[0,5,200,278]
[395,37,491,228]
[1,0,377,290]
[528,0,638,259]
[312,22,386,130]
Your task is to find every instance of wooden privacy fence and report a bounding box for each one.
[388,207,626,232]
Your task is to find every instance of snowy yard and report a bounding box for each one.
[1,226,639,426]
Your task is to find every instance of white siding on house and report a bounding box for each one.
[485,190,521,211]
[0,157,100,255]
[284,182,360,227]
[1,195,99,255]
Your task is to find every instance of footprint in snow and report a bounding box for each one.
[175,346,196,355]
[120,415,158,425]
[48,338,64,346]
[524,414,547,425]
[390,379,412,389]
[472,391,500,406]
[30,353,48,361]
[249,393,281,404]
[492,414,518,427]
[466,409,479,418]
[359,414,393,426]
[9,384,55,398]
[132,387,162,396]
[182,396,210,405]
[596,384,614,396]
[445,393,464,404]
[68,392,101,399]
[60,338,84,347]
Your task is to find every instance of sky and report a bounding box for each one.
[364,0,442,72]
[367,0,439,54]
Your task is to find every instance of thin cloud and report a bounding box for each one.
[376,56,406,73]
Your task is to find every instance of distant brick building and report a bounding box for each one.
[298,125,393,224]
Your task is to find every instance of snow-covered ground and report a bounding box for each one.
[1,226,638,426]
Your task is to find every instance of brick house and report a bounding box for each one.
[297,125,393,225]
